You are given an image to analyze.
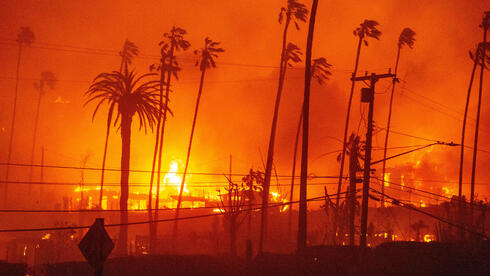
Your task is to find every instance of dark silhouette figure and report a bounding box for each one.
[148,26,190,254]
[381,28,415,206]
[173,37,223,250]
[335,19,381,244]
[29,71,56,196]
[260,0,308,254]
[86,70,166,255]
[4,27,35,207]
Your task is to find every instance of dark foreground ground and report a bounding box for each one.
[1,241,489,275]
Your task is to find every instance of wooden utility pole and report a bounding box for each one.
[351,72,394,248]
[348,135,360,246]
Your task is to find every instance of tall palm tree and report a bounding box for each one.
[334,20,380,242]
[288,57,331,237]
[456,45,490,240]
[381,28,415,207]
[148,26,189,253]
[98,40,139,209]
[28,71,56,193]
[297,0,319,251]
[86,70,165,255]
[470,11,490,225]
[172,37,223,247]
[4,27,35,207]
[260,0,308,253]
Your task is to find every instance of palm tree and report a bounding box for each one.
[4,27,35,207]
[334,20,381,243]
[297,0,319,251]
[28,71,56,193]
[148,26,190,253]
[260,0,308,253]
[381,28,415,207]
[470,11,490,226]
[86,70,165,255]
[288,57,331,237]
[172,37,223,247]
[457,45,483,240]
[98,40,139,210]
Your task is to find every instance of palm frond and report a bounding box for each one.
[85,69,166,133]
[17,27,35,46]
[312,57,332,85]
[398,28,416,49]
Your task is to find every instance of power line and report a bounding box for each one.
[0,39,352,72]
[372,176,487,207]
[0,180,340,187]
[0,162,347,179]
[370,188,488,239]
[0,193,346,232]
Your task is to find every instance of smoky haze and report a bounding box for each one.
[0,0,489,210]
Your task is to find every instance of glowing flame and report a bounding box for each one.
[401,174,405,190]
[420,200,427,208]
[41,233,51,240]
[423,234,435,242]
[383,173,390,187]
[280,199,289,212]
[163,161,187,193]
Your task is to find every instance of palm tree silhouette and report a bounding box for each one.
[28,71,56,195]
[470,11,490,222]
[260,0,308,253]
[458,42,489,238]
[297,0,319,250]
[4,27,35,207]
[172,37,223,248]
[148,26,190,253]
[98,39,139,210]
[86,70,165,255]
[381,28,415,207]
[288,57,331,237]
[335,19,381,236]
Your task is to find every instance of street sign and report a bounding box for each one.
[79,218,114,274]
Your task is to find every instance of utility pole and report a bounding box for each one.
[40,146,45,207]
[348,134,360,246]
[352,71,395,248]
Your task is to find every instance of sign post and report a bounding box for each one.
[79,218,114,276]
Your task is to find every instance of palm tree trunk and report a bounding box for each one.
[470,27,488,231]
[288,103,303,238]
[381,45,401,207]
[333,35,363,245]
[298,0,318,251]
[173,68,207,249]
[4,43,23,207]
[259,17,290,254]
[457,46,480,240]
[118,114,132,255]
[28,92,43,196]
[153,44,175,245]
[147,77,162,253]
[99,113,112,209]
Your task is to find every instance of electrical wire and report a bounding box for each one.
[0,193,350,232]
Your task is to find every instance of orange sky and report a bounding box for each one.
[0,0,489,207]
